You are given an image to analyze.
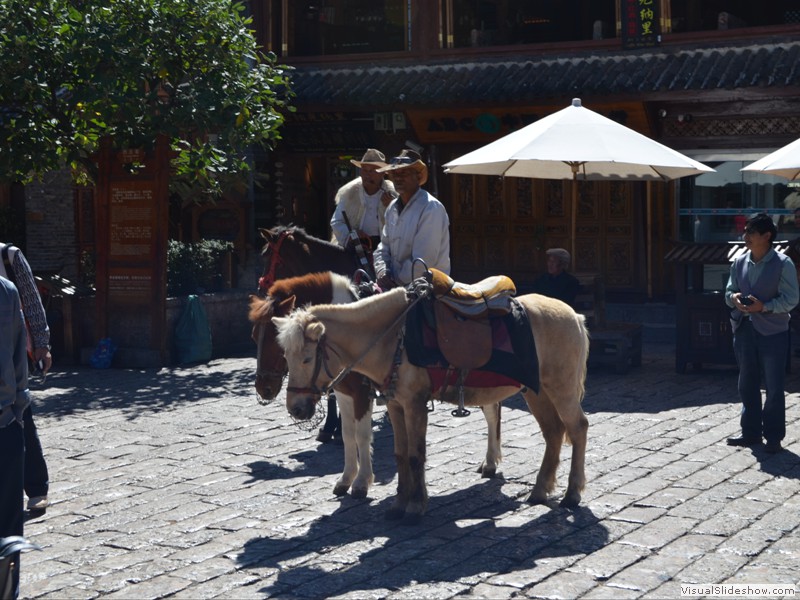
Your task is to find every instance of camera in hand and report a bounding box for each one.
[740,296,754,306]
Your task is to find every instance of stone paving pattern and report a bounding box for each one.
[19,343,800,598]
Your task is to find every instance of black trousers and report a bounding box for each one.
[23,406,49,498]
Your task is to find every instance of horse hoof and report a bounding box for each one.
[480,467,497,479]
[316,430,334,443]
[384,507,405,521]
[351,487,368,499]
[559,493,581,508]
[526,492,548,505]
[333,484,349,496]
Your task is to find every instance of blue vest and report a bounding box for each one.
[732,251,791,336]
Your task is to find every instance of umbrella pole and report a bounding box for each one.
[570,167,579,264]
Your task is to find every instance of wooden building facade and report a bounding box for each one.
[248,0,800,302]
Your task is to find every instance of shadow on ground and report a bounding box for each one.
[235,479,608,597]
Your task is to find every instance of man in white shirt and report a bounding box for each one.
[374,149,450,289]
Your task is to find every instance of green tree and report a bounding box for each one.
[0,0,293,199]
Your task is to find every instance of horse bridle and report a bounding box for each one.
[258,229,291,293]
[254,316,287,385]
[285,279,432,402]
[285,333,340,399]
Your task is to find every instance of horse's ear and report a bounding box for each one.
[276,295,296,316]
[259,227,271,241]
[271,315,289,331]
[301,243,310,254]
[306,320,325,341]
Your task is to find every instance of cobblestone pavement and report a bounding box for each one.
[18,343,800,599]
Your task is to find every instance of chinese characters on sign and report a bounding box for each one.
[622,0,660,49]
[109,182,156,303]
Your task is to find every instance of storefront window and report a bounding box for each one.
[450,0,616,47]
[291,1,406,56]
[670,0,799,33]
[677,160,797,243]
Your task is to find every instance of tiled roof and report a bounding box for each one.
[288,39,800,109]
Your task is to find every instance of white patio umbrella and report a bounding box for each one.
[443,98,715,296]
[741,137,800,180]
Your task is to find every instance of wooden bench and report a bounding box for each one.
[575,274,642,374]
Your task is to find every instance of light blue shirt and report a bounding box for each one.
[725,248,800,315]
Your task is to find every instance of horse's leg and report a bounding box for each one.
[478,403,502,478]
[400,391,430,525]
[332,392,358,496]
[350,386,374,499]
[552,392,588,508]
[316,393,340,443]
[523,388,565,505]
[385,398,410,520]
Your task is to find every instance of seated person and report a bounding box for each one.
[531,248,580,306]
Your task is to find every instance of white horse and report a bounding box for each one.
[274,284,590,524]
[250,272,503,499]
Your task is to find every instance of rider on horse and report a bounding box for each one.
[374,149,451,291]
[329,148,397,274]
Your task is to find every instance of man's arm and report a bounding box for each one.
[762,258,800,314]
[11,285,30,421]
[11,250,52,372]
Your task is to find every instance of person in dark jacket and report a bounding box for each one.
[725,213,800,453]
[0,276,29,599]
[531,248,580,307]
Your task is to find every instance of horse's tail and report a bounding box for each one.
[575,312,590,405]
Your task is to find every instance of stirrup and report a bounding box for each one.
[451,372,471,418]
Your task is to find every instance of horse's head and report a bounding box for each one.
[258,226,312,293]
[258,225,361,293]
[248,294,295,400]
[273,309,335,421]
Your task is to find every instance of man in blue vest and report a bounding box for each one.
[725,213,799,453]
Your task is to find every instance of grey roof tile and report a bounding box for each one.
[288,39,800,108]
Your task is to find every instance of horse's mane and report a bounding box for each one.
[311,286,408,325]
[249,272,357,323]
[266,224,345,253]
[275,287,408,356]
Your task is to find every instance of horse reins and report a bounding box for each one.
[286,282,432,401]
[258,230,290,293]
[286,334,341,396]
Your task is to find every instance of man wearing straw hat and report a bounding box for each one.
[374,149,450,290]
[330,148,396,256]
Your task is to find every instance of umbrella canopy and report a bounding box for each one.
[740,137,800,180]
[443,98,714,180]
[443,98,714,298]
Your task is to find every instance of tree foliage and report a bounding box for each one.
[0,0,293,199]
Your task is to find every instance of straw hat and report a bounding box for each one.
[350,148,388,169]
[377,149,428,186]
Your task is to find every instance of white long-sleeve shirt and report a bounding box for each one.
[373,189,450,285]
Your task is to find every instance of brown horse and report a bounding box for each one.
[274,286,590,524]
[249,272,376,498]
[257,225,370,442]
[258,226,361,293]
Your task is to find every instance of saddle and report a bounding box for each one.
[429,268,516,369]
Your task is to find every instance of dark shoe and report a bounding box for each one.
[726,435,761,447]
[764,441,783,454]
